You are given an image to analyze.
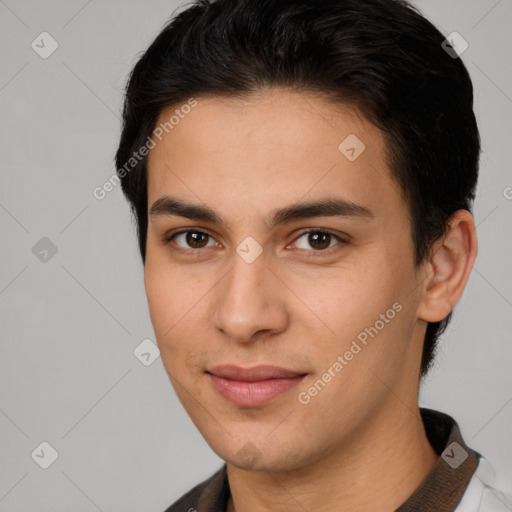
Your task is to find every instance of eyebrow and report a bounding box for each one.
[148,195,374,228]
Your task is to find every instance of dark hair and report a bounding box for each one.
[115,0,480,377]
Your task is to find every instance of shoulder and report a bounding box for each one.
[455,457,512,512]
[162,465,229,512]
[162,479,208,512]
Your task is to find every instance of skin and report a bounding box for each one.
[144,88,478,512]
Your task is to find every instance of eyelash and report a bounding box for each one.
[162,228,347,257]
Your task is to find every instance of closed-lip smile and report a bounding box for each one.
[206,365,308,407]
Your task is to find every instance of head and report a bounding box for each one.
[115,0,479,470]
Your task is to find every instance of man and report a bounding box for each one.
[115,0,512,510]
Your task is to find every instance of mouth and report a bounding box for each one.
[206,365,308,407]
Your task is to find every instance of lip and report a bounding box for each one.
[207,365,307,407]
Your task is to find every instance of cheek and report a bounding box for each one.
[316,265,395,331]
[309,256,412,367]
[144,257,211,370]
[145,248,200,326]
[144,257,190,350]
[144,261,174,336]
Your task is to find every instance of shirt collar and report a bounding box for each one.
[396,408,480,512]
[167,407,480,512]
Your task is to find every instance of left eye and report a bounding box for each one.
[292,230,344,251]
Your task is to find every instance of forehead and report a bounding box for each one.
[146,89,405,224]
[150,88,383,160]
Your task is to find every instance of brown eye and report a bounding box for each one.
[167,230,217,249]
[294,230,344,251]
[308,232,331,250]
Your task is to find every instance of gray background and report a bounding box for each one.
[0,0,511,510]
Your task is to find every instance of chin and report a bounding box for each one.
[212,436,311,473]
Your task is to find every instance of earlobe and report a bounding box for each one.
[417,210,478,323]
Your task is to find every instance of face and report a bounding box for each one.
[145,89,427,472]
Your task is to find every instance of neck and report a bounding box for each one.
[226,402,438,512]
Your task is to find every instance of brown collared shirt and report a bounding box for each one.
[163,408,510,512]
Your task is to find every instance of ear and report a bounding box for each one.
[417,210,478,323]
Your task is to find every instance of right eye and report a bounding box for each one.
[164,229,220,251]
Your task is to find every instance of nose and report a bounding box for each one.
[213,249,289,344]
